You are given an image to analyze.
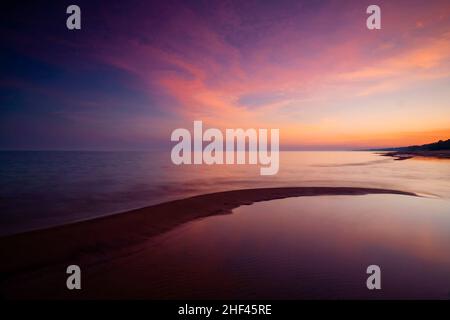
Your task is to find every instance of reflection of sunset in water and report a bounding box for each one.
[1,151,449,235]
[79,194,450,299]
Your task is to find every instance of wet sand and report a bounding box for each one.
[0,187,416,299]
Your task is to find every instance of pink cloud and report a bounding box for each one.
[83,0,450,146]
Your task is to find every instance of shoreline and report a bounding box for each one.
[0,187,416,281]
[380,150,450,160]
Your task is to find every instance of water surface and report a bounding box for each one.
[109,194,450,299]
[1,151,449,235]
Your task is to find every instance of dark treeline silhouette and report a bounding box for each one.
[368,139,450,152]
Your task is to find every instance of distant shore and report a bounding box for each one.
[380,150,450,160]
[0,187,417,299]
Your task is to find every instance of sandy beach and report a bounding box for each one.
[0,187,417,299]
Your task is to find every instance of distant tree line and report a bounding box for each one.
[367,139,450,151]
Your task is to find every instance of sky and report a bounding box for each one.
[1,0,450,150]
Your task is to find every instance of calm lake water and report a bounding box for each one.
[104,194,450,299]
[0,151,449,235]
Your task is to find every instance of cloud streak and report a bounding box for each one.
[2,0,450,149]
